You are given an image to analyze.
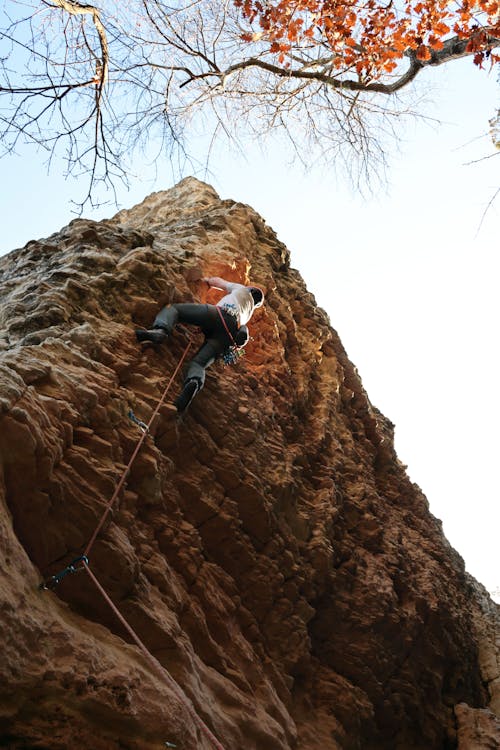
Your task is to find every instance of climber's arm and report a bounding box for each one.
[203,276,235,292]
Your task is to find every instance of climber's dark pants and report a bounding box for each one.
[154,303,238,388]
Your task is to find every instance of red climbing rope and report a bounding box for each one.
[84,562,226,750]
[216,306,237,347]
[83,339,192,559]
[41,338,228,749]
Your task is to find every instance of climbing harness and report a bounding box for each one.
[39,339,228,750]
[216,306,245,366]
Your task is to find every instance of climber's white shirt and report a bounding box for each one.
[207,278,255,325]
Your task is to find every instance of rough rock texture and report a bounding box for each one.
[0,177,498,750]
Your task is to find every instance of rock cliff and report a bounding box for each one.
[0,178,498,750]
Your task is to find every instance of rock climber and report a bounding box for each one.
[136,277,265,412]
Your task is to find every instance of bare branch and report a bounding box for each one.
[47,0,109,100]
[1,0,499,207]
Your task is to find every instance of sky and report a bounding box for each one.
[1,55,499,601]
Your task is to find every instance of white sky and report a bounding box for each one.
[1,57,499,600]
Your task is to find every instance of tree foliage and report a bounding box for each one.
[1,0,498,207]
[237,0,500,83]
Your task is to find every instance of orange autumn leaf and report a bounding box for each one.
[416,44,431,60]
[428,35,444,50]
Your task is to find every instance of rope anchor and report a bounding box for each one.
[39,555,89,591]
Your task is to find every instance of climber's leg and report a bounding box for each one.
[136,304,216,345]
[175,337,225,412]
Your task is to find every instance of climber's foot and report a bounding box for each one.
[174,379,199,413]
[135,328,168,345]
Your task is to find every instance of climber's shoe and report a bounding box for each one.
[135,328,168,345]
[174,379,199,413]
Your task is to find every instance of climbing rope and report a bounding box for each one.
[83,339,192,559]
[84,562,226,750]
[40,339,228,750]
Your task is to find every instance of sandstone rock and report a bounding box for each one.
[455,703,500,749]
[0,177,498,749]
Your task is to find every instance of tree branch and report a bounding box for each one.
[47,0,109,99]
[191,30,500,96]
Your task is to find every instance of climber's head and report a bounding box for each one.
[249,286,264,308]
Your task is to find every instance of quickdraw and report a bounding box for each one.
[39,555,89,590]
[128,409,148,433]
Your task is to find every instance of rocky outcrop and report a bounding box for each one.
[0,177,498,749]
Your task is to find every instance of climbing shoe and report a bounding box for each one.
[135,328,168,345]
[174,379,199,413]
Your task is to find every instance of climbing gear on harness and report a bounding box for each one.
[39,556,89,590]
[216,306,245,366]
[221,347,245,366]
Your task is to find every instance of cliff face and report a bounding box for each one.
[0,178,498,750]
